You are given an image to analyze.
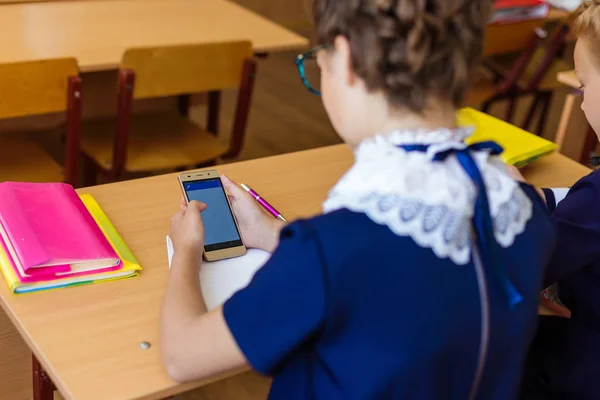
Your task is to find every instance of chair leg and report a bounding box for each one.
[536,92,553,137]
[481,98,495,114]
[223,58,257,159]
[504,95,517,124]
[207,91,221,135]
[33,355,55,400]
[83,157,98,187]
[522,93,541,133]
[177,95,191,118]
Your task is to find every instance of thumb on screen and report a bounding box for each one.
[221,174,244,197]
[187,200,208,213]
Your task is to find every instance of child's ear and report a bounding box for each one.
[333,35,356,87]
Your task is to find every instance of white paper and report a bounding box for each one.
[550,188,570,206]
[166,236,271,310]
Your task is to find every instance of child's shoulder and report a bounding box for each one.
[283,209,384,243]
[552,170,600,223]
[572,169,600,192]
[280,208,404,259]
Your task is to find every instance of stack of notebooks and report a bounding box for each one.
[0,182,141,294]
[459,107,558,167]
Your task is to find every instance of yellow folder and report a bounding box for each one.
[0,194,141,294]
[459,107,558,167]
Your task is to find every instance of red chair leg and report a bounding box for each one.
[33,354,55,400]
[83,156,98,187]
[223,58,257,159]
[64,76,83,187]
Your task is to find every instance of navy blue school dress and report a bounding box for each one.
[521,170,600,400]
[223,128,556,400]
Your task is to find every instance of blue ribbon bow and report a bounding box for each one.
[399,141,523,308]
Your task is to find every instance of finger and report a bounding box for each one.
[169,210,184,226]
[221,174,246,198]
[187,200,208,213]
[181,196,187,207]
[170,208,185,220]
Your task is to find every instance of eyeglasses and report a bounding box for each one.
[295,46,323,96]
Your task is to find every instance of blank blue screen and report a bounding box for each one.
[184,179,241,246]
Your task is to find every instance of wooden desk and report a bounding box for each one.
[555,71,580,150]
[554,70,596,163]
[484,8,569,56]
[0,146,590,400]
[0,0,308,72]
[557,70,579,88]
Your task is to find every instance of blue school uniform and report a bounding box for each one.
[521,170,600,400]
[223,129,555,399]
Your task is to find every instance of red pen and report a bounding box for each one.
[240,183,287,222]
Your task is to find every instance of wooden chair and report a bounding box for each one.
[0,59,82,185]
[80,41,256,184]
[466,23,571,136]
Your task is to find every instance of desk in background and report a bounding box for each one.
[0,0,307,72]
[0,145,591,400]
[0,0,309,134]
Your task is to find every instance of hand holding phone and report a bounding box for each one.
[178,170,246,261]
[168,200,207,258]
[220,175,285,253]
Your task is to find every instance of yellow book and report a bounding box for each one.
[458,108,558,167]
[0,194,141,294]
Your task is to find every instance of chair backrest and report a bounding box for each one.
[484,19,548,57]
[0,58,79,119]
[121,41,253,99]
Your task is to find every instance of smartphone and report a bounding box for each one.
[178,170,246,261]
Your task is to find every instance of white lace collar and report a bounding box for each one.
[323,128,533,265]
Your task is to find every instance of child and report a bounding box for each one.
[520,2,600,399]
[161,0,556,398]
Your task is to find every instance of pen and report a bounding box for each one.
[240,183,287,222]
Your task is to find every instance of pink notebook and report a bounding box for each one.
[0,235,122,283]
[0,182,119,276]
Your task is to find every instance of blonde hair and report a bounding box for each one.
[573,1,600,65]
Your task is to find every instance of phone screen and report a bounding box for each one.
[183,178,243,252]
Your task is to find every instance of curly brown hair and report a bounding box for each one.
[312,0,493,112]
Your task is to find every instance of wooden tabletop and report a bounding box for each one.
[557,70,580,90]
[0,0,308,72]
[0,145,590,400]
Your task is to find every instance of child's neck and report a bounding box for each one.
[349,102,458,147]
[378,110,458,134]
